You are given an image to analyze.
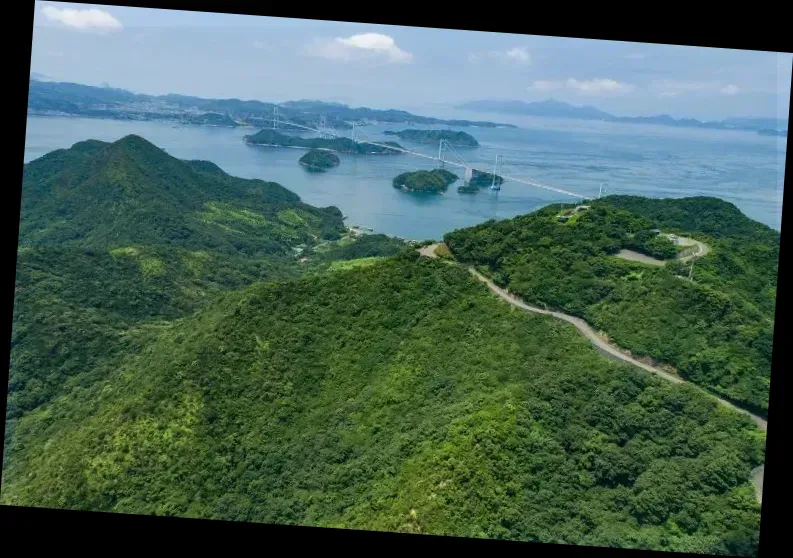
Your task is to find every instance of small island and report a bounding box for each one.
[392,169,458,193]
[457,170,504,193]
[299,149,340,172]
[246,129,403,155]
[383,129,479,147]
[757,128,787,137]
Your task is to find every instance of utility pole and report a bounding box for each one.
[689,259,695,281]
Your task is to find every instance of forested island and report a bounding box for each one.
[246,129,403,155]
[2,136,768,556]
[392,169,458,193]
[299,149,340,172]
[384,129,479,147]
[457,170,505,193]
[445,196,779,416]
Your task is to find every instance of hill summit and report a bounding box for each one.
[20,134,344,255]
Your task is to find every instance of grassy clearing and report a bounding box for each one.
[329,257,384,272]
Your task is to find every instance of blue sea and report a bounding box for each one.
[23,114,786,239]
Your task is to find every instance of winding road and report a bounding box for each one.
[419,242,766,503]
[677,236,711,262]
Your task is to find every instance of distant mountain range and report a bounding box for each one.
[26,77,515,130]
[457,99,788,135]
[29,71,57,82]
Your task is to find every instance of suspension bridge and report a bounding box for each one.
[247,106,598,201]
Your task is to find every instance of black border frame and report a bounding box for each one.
[3,1,789,555]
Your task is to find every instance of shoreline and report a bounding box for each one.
[346,223,417,244]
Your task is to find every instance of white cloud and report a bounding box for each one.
[654,80,742,97]
[527,78,634,96]
[306,33,412,63]
[41,5,122,33]
[469,47,531,65]
[566,78,635,94]
[505,47,531,63]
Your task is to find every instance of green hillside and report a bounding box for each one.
[9,135,346,420]
[2,254,763,555]
[20,135,344,253]
[4,139,769,555]
[444,196,778,415]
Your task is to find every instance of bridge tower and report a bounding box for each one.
[272,106,279,129]
[598,183,606,198]
[464,166,473,185]
[490,155,504,191]
[319,115,328,139]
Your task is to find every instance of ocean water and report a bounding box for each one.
[23,115,786,239]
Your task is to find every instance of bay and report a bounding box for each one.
[23,115,785,239]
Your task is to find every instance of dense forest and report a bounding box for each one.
[3,139,769,555]
[309,233,410,264]
[384,129,479,147]
[393,169,459,193]
[444,197,779,416]
[299,149,340,172]
[10,135,346,422]
[3,253,764,556]
[245,129,403,155]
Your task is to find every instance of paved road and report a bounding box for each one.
[467,267,685,385]
[677,236,711,262]
[419,242,766,502]
[615,249,665,266]
[418,244,440,258]
[614,236,710,267]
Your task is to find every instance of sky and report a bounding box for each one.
[29,2,793,121]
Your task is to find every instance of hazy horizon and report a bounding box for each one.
[29,2,792,122]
